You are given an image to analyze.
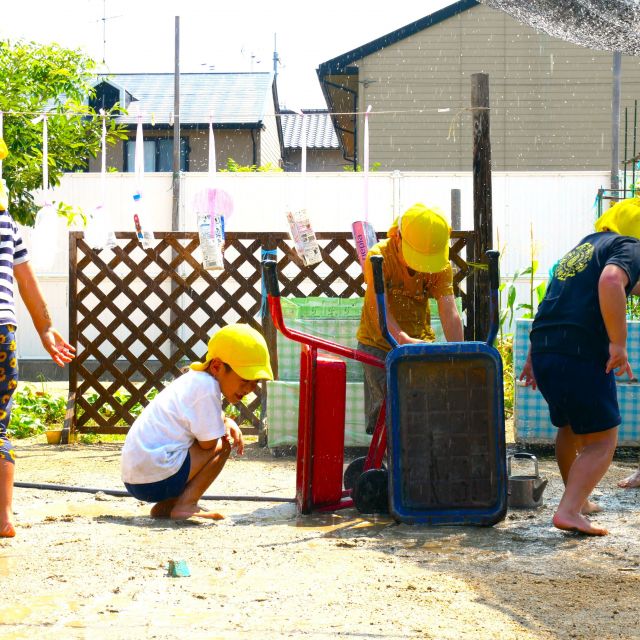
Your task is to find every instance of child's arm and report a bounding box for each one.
[436,294,464,342]
[599,263,632,377]
[14,261,75,366]
[223,416,244,456]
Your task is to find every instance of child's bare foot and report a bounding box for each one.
[617,468,640,488]
[552,510,608,536]
[581,499,602,515]
[170,503,224,521]
[0,519,15,538]
[150,498,178,518]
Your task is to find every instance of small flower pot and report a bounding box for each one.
[45,430,62,444]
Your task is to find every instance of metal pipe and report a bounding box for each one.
[14,481,295,503]
[633,99,638,190]
[172,15,180,231]
[624,106,628,194]
[611,52,621,194]
[451,188,462,230]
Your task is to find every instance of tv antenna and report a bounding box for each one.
[97,0,123,65]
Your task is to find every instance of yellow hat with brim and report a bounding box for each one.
[0,138,8,160]
[595,197,640,239]
[190,323,274,381]
[398,203,450,273]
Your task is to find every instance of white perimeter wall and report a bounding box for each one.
[16,170,608,360]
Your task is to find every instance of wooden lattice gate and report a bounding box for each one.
[62,230,477,443]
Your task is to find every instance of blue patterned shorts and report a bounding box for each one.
[0,325,18,465]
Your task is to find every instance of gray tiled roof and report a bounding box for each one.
[280,110,339,149]
[104,72,274,125]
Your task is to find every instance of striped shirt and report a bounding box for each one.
[0,209,29,326]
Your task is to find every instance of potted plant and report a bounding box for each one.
[8,384,68,443]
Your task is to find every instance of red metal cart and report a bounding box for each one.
[263,259,386,514]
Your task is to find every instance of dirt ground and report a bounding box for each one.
[2,434,640,640]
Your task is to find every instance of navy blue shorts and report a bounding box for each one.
[531,352,620,435]
[125,454,191,503]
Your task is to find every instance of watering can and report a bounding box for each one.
[507,452,548,509]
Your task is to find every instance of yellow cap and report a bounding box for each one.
[595,197,640,239]
[190,324,273,380]
[0,138,7,160]
[397,203,450,273]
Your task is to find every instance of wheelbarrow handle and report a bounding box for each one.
[486,250,500,291]
[371,254,385,296]
[263,257,385,369]
[485,249,500,346]
[370,255,399,349]
[262,259,280,298]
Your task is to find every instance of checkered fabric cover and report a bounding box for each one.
[513,320,551,441]
[266,380,370,447]
[277,297,365,382]
[276,297,455,382]
[268,296,462,449]
[514,319,640,444]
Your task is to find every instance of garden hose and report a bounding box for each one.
[14,481,295,503]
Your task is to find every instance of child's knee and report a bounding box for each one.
[0,437,14,465]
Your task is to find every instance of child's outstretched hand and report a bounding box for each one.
[224,417,244,456]
[40,327,75,367]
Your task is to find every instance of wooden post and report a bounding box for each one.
[471,72,492,341]
[62,231,80,444]
[260,234,279,381]
[259,234,279,446]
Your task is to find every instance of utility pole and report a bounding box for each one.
[273,34,280,77]
[169,16,181,365]
[172,16,180,232]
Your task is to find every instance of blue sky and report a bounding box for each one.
[1,0,453,108]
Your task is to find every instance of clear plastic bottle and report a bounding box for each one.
[85,204,117,251]
[197,212,224,270]
[132,192,154,249]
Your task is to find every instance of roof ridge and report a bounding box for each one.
[317,0,479,74]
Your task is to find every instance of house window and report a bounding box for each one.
[90,82,120,113]
[125,137,189,172]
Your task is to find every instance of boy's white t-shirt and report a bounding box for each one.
[121,370,226,484]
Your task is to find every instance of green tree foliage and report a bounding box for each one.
[0,40,126,226]
[222,157,283,172]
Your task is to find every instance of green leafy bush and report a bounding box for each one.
[221,157,283,173]
[82,387,159,426]
[497,337,515,419]
[7,386,66,438]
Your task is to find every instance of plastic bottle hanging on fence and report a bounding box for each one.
[198,212,225,271]
[132,192,154,249]
[286,209,321,266]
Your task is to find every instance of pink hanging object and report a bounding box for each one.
[352,106,377,268]
[193,187,234,271]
